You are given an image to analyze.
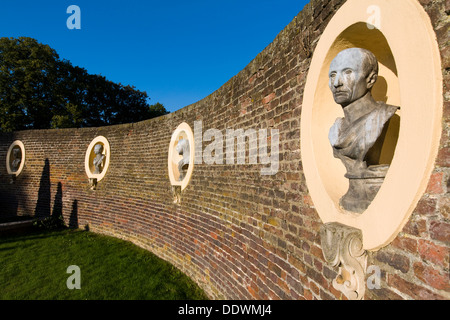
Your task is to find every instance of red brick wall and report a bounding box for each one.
[0,0,448,299]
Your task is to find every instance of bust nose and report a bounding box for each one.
[333,74,343,88]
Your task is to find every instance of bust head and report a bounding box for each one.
[94,143,103,155]
[328,48,379,107]
[13,147,20,158]
[176,139,190,158]
[176,138,190,181]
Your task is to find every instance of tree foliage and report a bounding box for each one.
[0,37,168,132]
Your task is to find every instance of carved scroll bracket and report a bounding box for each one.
[9,174,17,185]
[89,178,98,190]
[172,185,182,204]
[320,222,368,300]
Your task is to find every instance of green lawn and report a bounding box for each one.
[0,228,209,300]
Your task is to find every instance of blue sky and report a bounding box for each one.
[0,0,308,113]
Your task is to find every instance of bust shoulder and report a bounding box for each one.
[364,102,399,129]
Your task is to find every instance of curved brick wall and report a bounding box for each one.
[1,0,449,299]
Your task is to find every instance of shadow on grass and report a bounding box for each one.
[0,229,68,245]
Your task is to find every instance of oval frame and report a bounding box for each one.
[300,0,442,250]
[85,136,111,182]
[168,122,195,191]
[6,140,26,176]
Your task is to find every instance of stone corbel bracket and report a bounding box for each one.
[89,178,98,190]
[9,174,17,185]
[320,222,368,300]
[172,185,182,204]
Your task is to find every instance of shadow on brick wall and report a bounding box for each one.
[34,159,51,218]
[34,160,79,228]
[52,182,63,221]
[69,200,78,229]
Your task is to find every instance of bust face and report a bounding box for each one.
[329,48,374,107]
[13,148,20,159]
[176,139,189,157]
[176,141,182,155]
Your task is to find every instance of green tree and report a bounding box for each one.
[0,37,168,132]
[0,37,60,131]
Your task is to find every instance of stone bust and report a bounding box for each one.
[328,48,399,213]
[11,147,22,172]
[176,138,190,181]
[93,143,105,174]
